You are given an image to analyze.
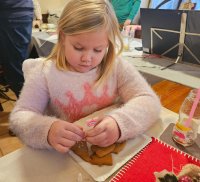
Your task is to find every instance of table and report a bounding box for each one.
[124,55,200,89]
[31,32,200,88]
[1,79,200,181]
[122,39,200,89]
[31,31,57,57]
[0,107,179,182]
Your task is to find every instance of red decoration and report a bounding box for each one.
[110,137,200,182]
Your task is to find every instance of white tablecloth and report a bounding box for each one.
[31,32,57,57]
[0,107,179,182]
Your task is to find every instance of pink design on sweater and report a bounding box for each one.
[54,83,116,121]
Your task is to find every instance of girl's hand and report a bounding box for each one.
[48,120,85,153]
[85,117,120,147]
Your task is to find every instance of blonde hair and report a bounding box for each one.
[47,0,123,85]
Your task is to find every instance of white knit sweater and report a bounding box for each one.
[9,57,161,150]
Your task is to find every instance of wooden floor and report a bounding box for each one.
[152,80,192,113]
[0,80,192,157]
[0,88,23,157]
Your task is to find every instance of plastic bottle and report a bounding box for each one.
[172,89,200,146]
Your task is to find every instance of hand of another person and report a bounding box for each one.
[85,116,120,147]
[48,120,85,153]
[124,25,142,38]
[124,19,132,27]
[125,25,141,32]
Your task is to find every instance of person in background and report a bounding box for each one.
[0,0,34,98]
[9,0,161,153]
[110,0,141,29]
[151,0,199,10]
[33,0,42,28]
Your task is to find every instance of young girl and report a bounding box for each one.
[10,0,161,153]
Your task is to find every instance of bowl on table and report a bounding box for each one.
[47,23,56,29]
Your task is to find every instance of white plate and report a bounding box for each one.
[69,135,151,181]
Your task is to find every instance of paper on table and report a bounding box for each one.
[74,104,118,131]
[69,135,151,182]
[69,105,151,181]
[46,34,58,41]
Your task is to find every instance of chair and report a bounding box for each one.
[0,65,16,111]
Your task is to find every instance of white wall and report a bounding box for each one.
[38,0,69,14]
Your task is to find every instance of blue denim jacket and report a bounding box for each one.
[0,0,33,17]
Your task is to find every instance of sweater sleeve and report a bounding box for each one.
[9,58,56,150]
[128,0,141,21]
[108,58,161,142]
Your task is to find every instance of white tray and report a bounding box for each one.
[69,105,151,181]
[69,135,151,182]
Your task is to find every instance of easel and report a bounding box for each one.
[150,12,200,70]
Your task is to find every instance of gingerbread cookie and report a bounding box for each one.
[91,144,116,157]
[90,153,113,166]
[71,141,126,166]
[71,141,91,162]
[112,141,126,154]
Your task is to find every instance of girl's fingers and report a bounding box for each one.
[86,131,108,146]
[85,123,104,137]
[55,144,70,153]
[63,122,85,138]
[62,130,83,142]
[59,138,75,148]
[85,116,104,136]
